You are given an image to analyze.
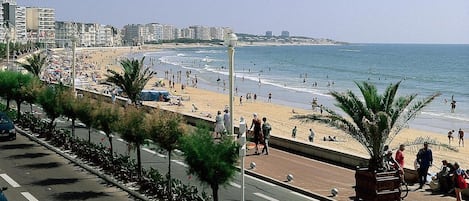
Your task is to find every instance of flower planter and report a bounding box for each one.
[355,168,401,201]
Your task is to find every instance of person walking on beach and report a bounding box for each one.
[453,162,469,201]
[214,111,225,138]
[239,96,243,106]
[292,126,297,138]
[416,142,433,189]
[308,128,315,142]
[223,109,231,134]
[458,128,464,147]
[261,117,272,155]
[268,93,272,102]
[448,130,455,144]
[250,113,262,155]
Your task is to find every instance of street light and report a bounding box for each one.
[224,32,237,137]
[71,24,78,96]
[5,27,10,70]
[224,32,242,200]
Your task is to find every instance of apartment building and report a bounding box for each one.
[26,7,55,47]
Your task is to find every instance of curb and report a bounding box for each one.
[17,125,334,201]
[241,167,336,201]
[16,126,150,201]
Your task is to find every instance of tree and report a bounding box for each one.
[11,73,33,118]
[117,106,147,179]
[20,77,44,114]
[181,125,239,201]
[17,53,47,78]
[60,90,81,136]
[0,71,18,111]
[37,84,65,139]
[76,96,96,143]
[93,102,120,158]
[106,57,154,105]
[146,110,185,198]
[293,81,439,171]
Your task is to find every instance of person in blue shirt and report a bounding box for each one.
[416,142,433,189]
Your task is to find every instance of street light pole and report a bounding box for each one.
[71,26,77,96]
[224,32,242,200]
[5,28,10,70]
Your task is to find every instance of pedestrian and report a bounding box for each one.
[249,113,262,155]
[308,128,315,142]
[292,126,297,138]
[458,128,464,147]
[448,130,454,144]
[268,93,272,102]
[239,96,243,106]
[261,117,271,155]
[453,162,468,201]
[214,111,225,138]
[416,142,433,189]
[254,93,257,102]
[223,109,231,134]
[395,144,405,175]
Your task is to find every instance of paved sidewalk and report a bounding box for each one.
[243,146,456,201]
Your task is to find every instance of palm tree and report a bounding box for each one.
[106,57,154,105]
[17,53,48,78]
[181,124,239,201]
[146,110,185,198]
[117,106,147,179]
[293,81,439,171]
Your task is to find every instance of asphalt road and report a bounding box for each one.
[49,116,319,201]
[0,134,133,201]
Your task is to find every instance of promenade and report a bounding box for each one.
[243,146,456,201]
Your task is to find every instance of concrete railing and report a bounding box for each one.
[77,88,370,169]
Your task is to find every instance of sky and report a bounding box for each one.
[17,0,469,44]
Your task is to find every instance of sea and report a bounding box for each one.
[138,44,469,135]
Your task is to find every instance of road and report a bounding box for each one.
[0,134,133,201]
[49,116,320,201]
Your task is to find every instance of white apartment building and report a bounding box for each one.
[14,6,26,43]
[26,7,55,47]
[180,27,194,39]
[210,27,224,40]
[162,24,174,41]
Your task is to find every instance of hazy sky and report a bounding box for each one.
[17,0,469,44]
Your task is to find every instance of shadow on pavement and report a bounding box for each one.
[52,191,109,200]
[32,178,79,186]
[0,143,35,150]
[7,152,50,159]
[20,162,62,169]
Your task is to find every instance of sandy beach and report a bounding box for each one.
[75,44,469,174]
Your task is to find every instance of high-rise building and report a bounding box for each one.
[280,30,290,38]
[162,24,174,40]
[265,31,273,38]
[210,27,224,40]
[14,6,26,43]
[123,24,140,45]
[26,7,55,47]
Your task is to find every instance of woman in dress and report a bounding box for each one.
[214,110,225,138]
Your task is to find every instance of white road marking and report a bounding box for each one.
[0,173,21,187]
[142,148,166,158]
[253,192,279,201]
[21,192,39,201]
[245,174,276,186]
[290,191,318,200]
[229,182,241,188]
[171,159,188,167]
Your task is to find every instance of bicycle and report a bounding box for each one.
[398,173,409,200]
[384,150,408,200]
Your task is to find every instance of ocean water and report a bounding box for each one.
[140,44,469,135]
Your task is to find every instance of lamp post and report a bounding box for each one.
[5,27,10,70]
[71,25,78,96]
[224,32,242,200]
[224,32,237,137]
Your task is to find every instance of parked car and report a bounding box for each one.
[0,112,15,141]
